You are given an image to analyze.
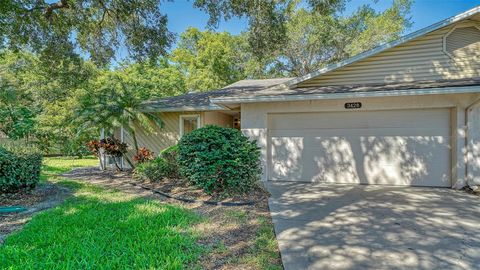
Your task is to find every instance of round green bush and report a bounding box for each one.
[177,125,261,194]
[0,146,43,193]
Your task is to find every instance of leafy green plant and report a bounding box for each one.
[133,144,180,181]
[0,146,43,193]
[133,156,176,182]
[161,145,179,174]
[177,125,261,195]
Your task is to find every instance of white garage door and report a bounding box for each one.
[268,109,451,187]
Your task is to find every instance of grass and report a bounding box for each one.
[224,209,248,224]
[242,217,283,270]
[40,156,99,182]
[1,156,282,269]
[0,157,204,269]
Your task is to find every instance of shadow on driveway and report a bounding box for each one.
[267,182,480,270]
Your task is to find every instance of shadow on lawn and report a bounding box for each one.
[0,181,204,269]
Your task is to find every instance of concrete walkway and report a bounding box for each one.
[267,182,480,270]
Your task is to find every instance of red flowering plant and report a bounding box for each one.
[87,137,129,170]
[87,140,101,156]
[87,137,128,157]
[133,147,154,163]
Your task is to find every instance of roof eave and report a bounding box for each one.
[281,5,480,89]
[141,104,229,113]
[210,85,480,104]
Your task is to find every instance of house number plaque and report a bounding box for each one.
[344,102,362,109]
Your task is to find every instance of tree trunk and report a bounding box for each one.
[112,156,123,171]
[123,153,135,169]
[131,129,139,152]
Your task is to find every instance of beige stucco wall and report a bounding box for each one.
[204,111,234,128]
[467,104,480,187]
[241,93,480,187]
[298,18,480,87]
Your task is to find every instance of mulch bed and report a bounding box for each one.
[0,184,71,244]
[62,167,270,205]
[137,177,270,205]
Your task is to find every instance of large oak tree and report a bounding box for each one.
[1,0,348,65]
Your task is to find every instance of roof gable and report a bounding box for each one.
[283,5,480,88]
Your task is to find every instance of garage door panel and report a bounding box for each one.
[268,109,451,187]
[268,109,451,130]
[270,128,450,137]
[270,137,305,181]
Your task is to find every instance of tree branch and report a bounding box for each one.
[45,0,69,20]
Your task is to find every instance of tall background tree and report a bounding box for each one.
[1,0,408,65]
[1,0,413,155]
[0,50,98,154]
[260,0,412,76]
[171,28,247,91]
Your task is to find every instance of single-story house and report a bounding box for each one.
[121,6,480,189]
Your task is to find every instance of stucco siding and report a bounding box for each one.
[467,105,480,186]
[204,111,234,128]
[241,93,480,185]
[298,19,480,87]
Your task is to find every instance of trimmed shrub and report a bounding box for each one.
[87,137,128,158]
[133,144,180,182]
[87,137,129,170]
[177,125,261,194]
[0,146,43,193]
[160,145,179,177]
[133,157,177,182]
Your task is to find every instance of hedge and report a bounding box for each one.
[0,146,43,193]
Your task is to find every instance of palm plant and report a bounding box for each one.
[75,71,163,168]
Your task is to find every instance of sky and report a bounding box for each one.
[113,0,480,62]
[161,0,480,37]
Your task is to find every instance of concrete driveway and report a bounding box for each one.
[267,182,480,270]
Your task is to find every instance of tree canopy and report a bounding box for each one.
[0,0,414,155]
[171,28,248,91]
[2,0,392,65]
[262,0,412,76]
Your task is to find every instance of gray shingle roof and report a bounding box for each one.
[218,78,480,99]
[142,78,293,111]
[143,78,480,111]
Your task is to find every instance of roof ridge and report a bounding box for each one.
[221,77,293,89]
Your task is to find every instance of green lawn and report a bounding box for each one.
[40,156,99,182]
[0,157,204,269]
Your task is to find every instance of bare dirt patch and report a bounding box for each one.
[62,167,282,270]
[0,184,71,244]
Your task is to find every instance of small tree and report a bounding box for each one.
[76,70,164,168]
